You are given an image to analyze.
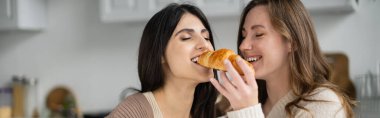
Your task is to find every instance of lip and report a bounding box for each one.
[191,55,201,64]
[191,51,210,63]
[191,57,199,64]
[247,56,262,62]
[191,59,211,71]
[243,52,262,63]
[243,53,261,57]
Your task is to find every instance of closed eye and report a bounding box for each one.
[256,33,264,37]
[181,37,191,41]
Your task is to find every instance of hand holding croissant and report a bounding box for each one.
[197,48,253,75]
[207,49,259,111]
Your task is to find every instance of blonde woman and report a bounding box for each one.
[210,0,356,117]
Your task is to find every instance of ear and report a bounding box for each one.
[286,41,292,53]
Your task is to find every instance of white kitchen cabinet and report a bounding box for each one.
[100,0,357,23]
[99,0,242,23]
[199,0,241,18]
[100,0,153,23]
[301,0,357,14]
[0,0,47,30]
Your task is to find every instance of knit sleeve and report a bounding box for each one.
[294,88,346,118]
[226,104,265,118]
[106,93,154,118]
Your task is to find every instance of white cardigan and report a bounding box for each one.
[227,87,346,118]
[141,87,346,118]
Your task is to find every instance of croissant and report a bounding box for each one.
[198,48,253,75]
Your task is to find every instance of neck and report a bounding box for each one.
[264,65,291,107]
[153,77,197,118]
[265,78,290,105]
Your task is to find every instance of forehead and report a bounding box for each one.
[244,5,271,28]
[174,13,206,31]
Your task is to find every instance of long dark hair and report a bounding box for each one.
[137,3,217,118]
[237,0,355,117]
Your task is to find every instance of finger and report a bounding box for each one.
[219,71,239,94]
[236,57,257,88]
[209,78,230,98]
[224,59,247,89]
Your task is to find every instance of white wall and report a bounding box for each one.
[0,0,379,113]
[312,0,380,77]
[0,0,143,112]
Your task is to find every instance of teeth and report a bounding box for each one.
[246,57,259,62]
[191,57,199,63]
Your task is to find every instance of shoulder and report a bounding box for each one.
[308,87,341,102]
[226,104,265,118]
[106,92,154,118]
[295,87,346,117]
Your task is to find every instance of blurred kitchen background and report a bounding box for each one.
[0,0,379,117]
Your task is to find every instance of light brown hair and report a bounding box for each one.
[237,0,356,117]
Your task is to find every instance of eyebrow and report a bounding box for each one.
[174,28,209,36]
[242,25,265,31]
[201,29,209,33]
[175,29,194,36]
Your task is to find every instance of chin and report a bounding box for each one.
[255,73,269,81]
[202,70,214,77]
[199,80,209,83]
[192,70,213,83]
[198,75,213,83]
[254,72,265,80]
[256,78,265,80]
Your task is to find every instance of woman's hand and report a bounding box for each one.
[210,57,259,110]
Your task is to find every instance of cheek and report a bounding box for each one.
[265,43,289,66]
[165,55,186,74]
[238,42,245,51]
[207,42,214,51]
[165,46,190,68]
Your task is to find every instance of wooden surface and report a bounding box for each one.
[325,53,356,99]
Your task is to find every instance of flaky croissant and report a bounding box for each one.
[198,48,253,75]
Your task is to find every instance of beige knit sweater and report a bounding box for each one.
[107,87,346,118]
[227,87,346,118]
[106,92,155,118]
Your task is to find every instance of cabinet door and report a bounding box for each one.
[100,0,154,22]
[0,0,16,29]
[301,0,356,13]
[197,0,241,18]
[100,0,241,23]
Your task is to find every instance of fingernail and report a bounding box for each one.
[224,59,229,64]
[237,57,242,63]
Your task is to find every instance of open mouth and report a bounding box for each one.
[246,56,262,63]
[191,56,199,63]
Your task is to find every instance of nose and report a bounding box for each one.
[239,38,253,51]
[195,37,210,51]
